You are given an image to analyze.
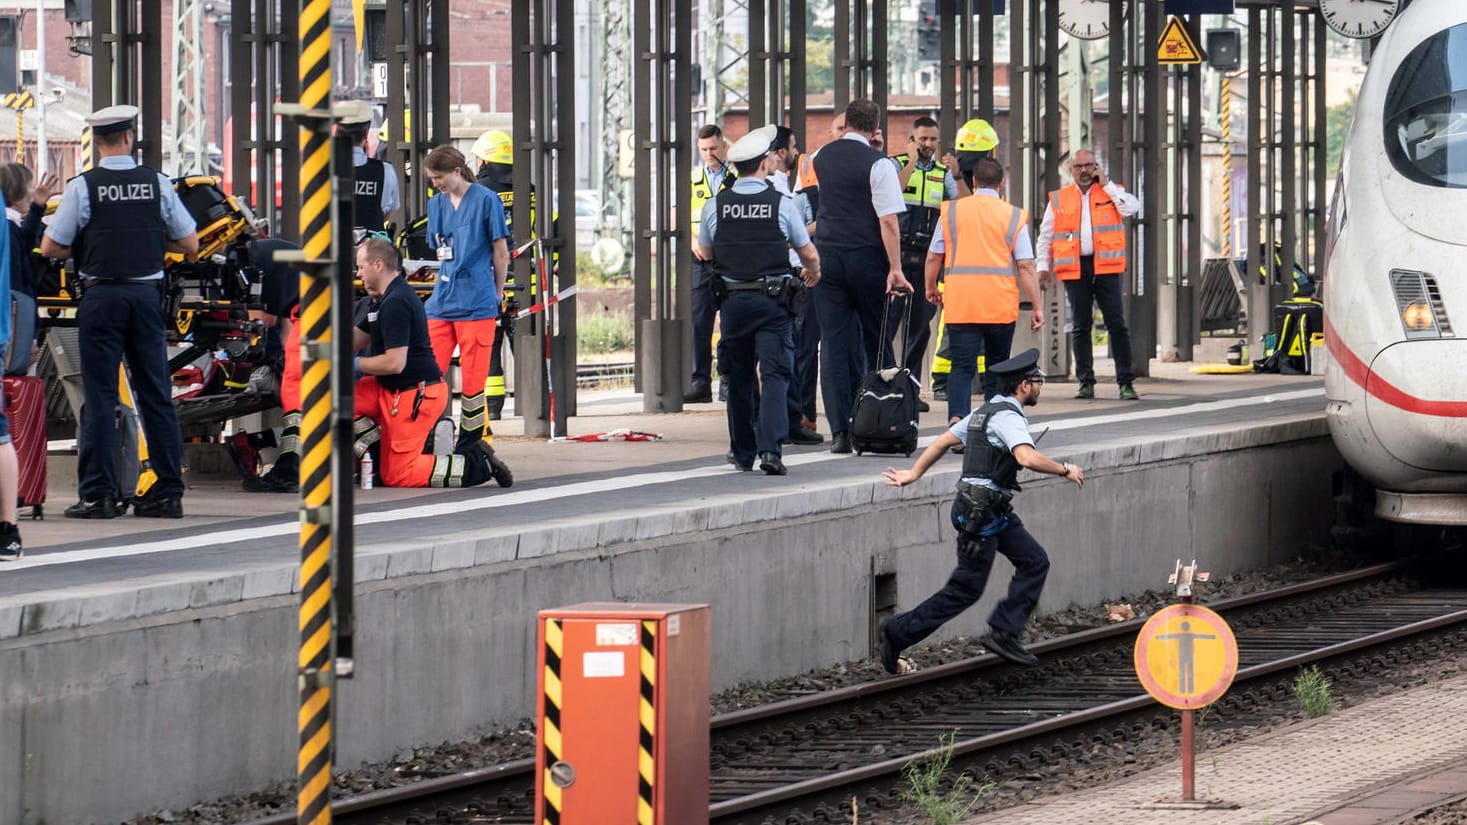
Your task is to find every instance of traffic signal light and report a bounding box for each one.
[0,17,17,96]
[917,0,940,62]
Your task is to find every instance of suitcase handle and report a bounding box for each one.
[877,290,915,371]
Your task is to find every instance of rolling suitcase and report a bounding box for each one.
[4,375,46,518]
[849,293,921,457]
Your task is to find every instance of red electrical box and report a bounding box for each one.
[535,603,710,825]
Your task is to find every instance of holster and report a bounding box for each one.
[950,482,1013,537]
[709,269,729,308]
[769,276,802,313]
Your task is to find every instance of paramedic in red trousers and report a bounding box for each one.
[242,237,304,493]
[352,238,512,489]
[811,99,911,454]
[700,125,821,476]
[1035,148,1142,401]
[876,348,1085,671]
[43,105,199,520]
[422,145,511,450]
[686,124,736,404]
[926,157,1043,422]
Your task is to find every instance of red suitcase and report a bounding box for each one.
[4,375,46,518]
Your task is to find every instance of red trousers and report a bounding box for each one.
[428,318,497,397]
[353,377,448,487]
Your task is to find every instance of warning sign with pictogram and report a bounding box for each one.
[1134,603,1238,709]
[1157,15,1204,65]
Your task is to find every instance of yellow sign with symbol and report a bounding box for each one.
[1157,15,1203,65]
[3,91,35,111]
[1134,603,1238,710]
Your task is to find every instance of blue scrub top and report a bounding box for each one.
[425,183,510,321]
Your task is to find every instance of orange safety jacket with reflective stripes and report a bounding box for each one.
[795,152,819,191]
[939,194,1028,325]
[1047,183,1127,280]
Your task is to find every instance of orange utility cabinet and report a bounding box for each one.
[535,603,711,825]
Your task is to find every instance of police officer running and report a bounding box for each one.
[877,349,1084,669]
[43,105,199,519]
[338,101,400,231]
[699,125,821,475]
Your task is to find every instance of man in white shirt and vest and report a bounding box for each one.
[1035,149,1142,401]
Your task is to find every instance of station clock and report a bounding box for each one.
[1058,0,1128,41]
[1318,0,1399,40]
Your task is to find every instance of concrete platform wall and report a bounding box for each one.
[0,418,1340,824]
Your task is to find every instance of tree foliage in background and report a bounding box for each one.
[1326,90,1357,179]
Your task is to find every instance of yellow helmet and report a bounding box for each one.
[954,118,1000,153]
[472,129,513,165]
[378,109,411,143]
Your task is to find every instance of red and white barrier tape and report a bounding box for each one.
[514,284,578,319]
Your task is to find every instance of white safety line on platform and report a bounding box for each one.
[10,387,1324,570]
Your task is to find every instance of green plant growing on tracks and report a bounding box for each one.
[1293,664,1336,718]
[898,729,996,825]
[576,310,634,356]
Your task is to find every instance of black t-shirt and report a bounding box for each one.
[355,276,442,391]
[248,238,301,361]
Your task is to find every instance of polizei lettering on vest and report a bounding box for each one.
[95,182,156,202]
[722,202,773,220]
[356,180,381,196]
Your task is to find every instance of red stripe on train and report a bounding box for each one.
[1324,314,1467,418]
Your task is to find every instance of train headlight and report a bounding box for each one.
[1390,269,1455,340]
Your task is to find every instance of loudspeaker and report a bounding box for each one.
[1206,29,1241,72]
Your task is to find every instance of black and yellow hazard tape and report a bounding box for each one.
[638,620,657,825]
[541,618,564,825]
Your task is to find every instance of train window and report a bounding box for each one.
[1384,24,1467,188]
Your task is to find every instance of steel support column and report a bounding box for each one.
[1245,6,1268,345]
[938,0,999,145]
[1133,0,1162,379]
[833,0,887,127]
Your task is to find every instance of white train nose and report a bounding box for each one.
[1365,340,1467,472]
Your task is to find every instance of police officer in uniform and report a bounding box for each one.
[888,116,960,401]
[685,124,736,404]
[42,105,200,519]
[877,349,1085,669]
[338,101,400,231]
[699,125,821,475]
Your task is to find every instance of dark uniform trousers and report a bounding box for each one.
[885,253,935,377]
[690,257,718,388]
[884,515,1050,651]
[946,322,1015,415]
[814,245,889,434]
[77,281,185,500]
[793,288,820,422]
[1065,255,1135,386]
[721,289,794,466]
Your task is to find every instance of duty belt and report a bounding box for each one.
[722,275,792,291]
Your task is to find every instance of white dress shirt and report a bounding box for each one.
[1034,181,1141,272]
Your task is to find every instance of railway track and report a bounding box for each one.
[240,561,1467,825]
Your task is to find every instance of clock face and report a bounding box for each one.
[1058,0,1125,41]
[1319,0,1399,39]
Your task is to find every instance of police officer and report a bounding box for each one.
[686,124,736,404]
[338,101,400,231]
[926,157,1043,421]
[699,125,821,475]
[42,105,200,519]
[877,349,1085,669]
[766,125,823,447]
[888,116,960,400]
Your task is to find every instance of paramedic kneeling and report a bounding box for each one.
[352,238,512,489]
[875,348,1084,671]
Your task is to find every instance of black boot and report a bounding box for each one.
[488,396,505,421]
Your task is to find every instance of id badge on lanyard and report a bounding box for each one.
[435,233,455,262]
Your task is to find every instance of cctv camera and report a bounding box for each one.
[47,87,65,103]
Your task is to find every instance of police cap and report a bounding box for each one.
[337,100,375,133]
[85,104,140,136]
[728,124,778,164]
[988,348,1044,380]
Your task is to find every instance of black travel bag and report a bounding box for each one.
[849,292,921,456]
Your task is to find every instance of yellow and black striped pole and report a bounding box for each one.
[293,0,337,816]
[1220,74,1233,259]
[541,618,564,824]
[637,620,657,825]
[81,125,92,171]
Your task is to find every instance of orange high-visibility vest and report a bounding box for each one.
[939,194,1028,325]
[795,152,819,191]
[1047,183,1127,280]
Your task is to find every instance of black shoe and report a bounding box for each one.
[133,493,183,519]
[918,398,931,413]
[65,497,122,520]
[682,383,712,404]
[830,432,852,454]
[758,452,787,476]
[982,629,1038,666]
[932,380,948,401]
[727,450,753,471]
[478,442,514,488]
[875,617,902,675]
[0,522,21,561]
[243,465,298,493]
[786,425,824,446]
[718,382,729,402]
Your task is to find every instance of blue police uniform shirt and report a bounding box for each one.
[45,156,197,280]
[699,177,812,250]
[928,188,1035,258]
[424,183,510,321]
[948,394,1034,492]
[354,146,401,216]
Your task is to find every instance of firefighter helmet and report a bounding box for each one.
[954,118,999,153]
[472,130,514,165]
